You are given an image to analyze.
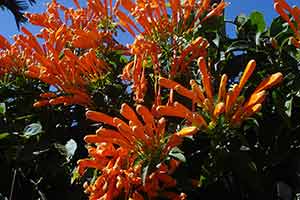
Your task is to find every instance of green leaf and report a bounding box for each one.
[250,11,266,33]
[249,161,257,172]
[244,118,260,132]
[272,91,291,128]
[65,139,77,161]
[212,32,220,48]
[226,40,251,53]
[199,175,207,188]
[269,16,289,37]
[54,143,66,156]
[54,139,77,162]
[235,14,249,27]
[141,163,149,186]
[255,32,262,46]
[71,167,81,184]
[133,156,143,167]
[15,114,34,121]
[0,133,9,140]
[285,97,293,117]
[23,122,43,137]
[295,48,300,62]
[32,148,50,155]
[0,103,5,115]
[169,147,186,162]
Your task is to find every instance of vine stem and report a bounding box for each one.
[9,168,17,200]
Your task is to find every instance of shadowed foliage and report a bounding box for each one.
[0,0,36,28]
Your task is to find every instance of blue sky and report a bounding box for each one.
[0,0,299,43]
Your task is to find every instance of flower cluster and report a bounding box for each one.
[0,35,27,76]
[25,0,122,107]
[274,0,300,47]
[116,0,227,38]
[157,58,283,132]
[117,0,227,102]
[0,0,127,107]
[77,103,194,199]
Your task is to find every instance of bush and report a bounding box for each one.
[1,0,300,199]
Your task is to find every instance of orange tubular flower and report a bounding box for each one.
[116,0,227,38]
[7,0,126,107]
[0,35,11,49]
[78,103,191,199]
[0,35,27,76]
[274,0,300,47]
[116,0,227,103]
[157,58,284,133]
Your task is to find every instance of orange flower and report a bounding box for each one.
[253,72,284,93]
[217,74,228,103]
[28,47,108,107]
[117,0,227,103]
[7,0,126,107]
[78,103,190,199]
[158,59,284,133]
[0,35,11,50]
[0,35,27,76]
[117,0,227,38]
[274,0,300,47]
[198,57,213,101]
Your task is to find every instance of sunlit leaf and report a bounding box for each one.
[23,122,43,137]
[285,97,293,117]
[235,14,248,27]
[54,139,77,162]
[0,103,5,115]
[71,167,80,184]
[250,11,266,33]
[141,163,149,186]
[65,139,77,161]
[0,133,9,140]
[212,32,220,48]
[226,40,251,53]
[169,147,186,162]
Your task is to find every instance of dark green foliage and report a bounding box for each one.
[0,0,36,28]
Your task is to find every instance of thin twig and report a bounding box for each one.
[9,168,17,200]
[224,20,237,25]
